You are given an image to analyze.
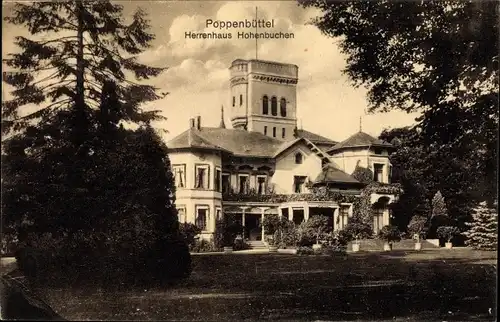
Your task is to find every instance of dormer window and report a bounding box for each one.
[295,152,303,164]
[280,98,287,117]
[262,95,269,115]
[271,96,277,116]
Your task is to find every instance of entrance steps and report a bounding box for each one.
[247,240,268,250]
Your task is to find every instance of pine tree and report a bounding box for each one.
[463,202,498,250]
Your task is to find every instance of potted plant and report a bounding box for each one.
[343,216,372,252]
[304,215,329,251]
[268,233,278,253]
[222,221,242,253]
[378,225,401,251]
[407,215,428,251]
[436,226,460,249]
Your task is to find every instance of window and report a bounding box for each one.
[257,176,267,195]
[172,164,186,188]
[293,176,307,193]
[282,128,286,139]
[264,126,267,135]
[216,208,222,220]
[239,94,243,106]
[232,96,235,107]
[262,95,269,115]
[195,206,209,231]
[373,164,384,182]
[338,205,350,230]
[195,165,209,189]
[177,206,186,223]
[215,168,221,192]
[222,173,231,194]
[374,148,383,155]
[238,174,249,194]
[295,152,303,164]
[388,165,393,184]
[271,96,277,116]
[280,98,287,117]
[373,208,384,234]
[272,127,276,137]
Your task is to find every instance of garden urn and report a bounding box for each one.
[445,242,453,249]
[383,242,392,251]
[415,242,422,251]
[352,243,360,252]
[223,246,233,253]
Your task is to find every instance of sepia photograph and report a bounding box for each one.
[1,1,498,321]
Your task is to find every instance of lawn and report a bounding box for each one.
[34,249,496,321]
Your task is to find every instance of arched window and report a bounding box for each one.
[262,95,269,115]
[280,98,287,117]
[271,96,278,116]
[295,152,303,164]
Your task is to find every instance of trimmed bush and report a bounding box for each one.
[378,225,402,244]
[437,226,460,243]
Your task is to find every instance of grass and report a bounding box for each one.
[32,249,496,321]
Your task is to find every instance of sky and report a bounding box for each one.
[2,1,420,143]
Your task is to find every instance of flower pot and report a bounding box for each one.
[383,242,392,251]
[223,246,233,253]
[312,244,322,251]
[445,242,453,249]
[268,245,278,253]
[415,242,422,251]
[352,243,360,252]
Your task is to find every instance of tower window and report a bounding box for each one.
[262,95,269,115]
[295,152,303,164]
[272,127,276,137]
[264,126,267,135]
[232,96,235,107]
[271,96,277,116]
[240,94,243,106]
[282,128,285,138]
[373,164,384,182]
[280,98,287,117]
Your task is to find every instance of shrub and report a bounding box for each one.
[234,237,250,251]
[378,225,402,244]
[407,215,428,241]
[462,202,498,250]
[343,216,372,242]
[261,214,281,235]
[190,239,218,253]
[296,246,314,255]
[179,223,202,248]
[302,215,329,245]
[436,226,460,243]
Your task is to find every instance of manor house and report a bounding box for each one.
[167,59,398,243]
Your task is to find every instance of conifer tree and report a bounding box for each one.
[463,202,498,250]
[431,191,448,219]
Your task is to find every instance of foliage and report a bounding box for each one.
[271,218,296,247]
[190,239,217,253]
[261,214,281,235]
[378,225,402,244]
[179,223,202,248]
[221,220,243,247]
[462,202,498,250]
[296,246,315,255]
[431,191,448,219]
[302,215,330,244]
[351,163,374,184]
[300,0,498,215]
[2,1,167,136]
[233,237,250,251]
[407,215,429,241]
[436,226,460,243]
[343,215,373,243]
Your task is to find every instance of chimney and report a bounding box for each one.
[189,118,195,128]
[196,115,201,130]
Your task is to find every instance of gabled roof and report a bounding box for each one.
[313,164,362,185]
[327,131,392,153]
[167,128,231,153]
[296,129,337,146]
[167,127,283,157]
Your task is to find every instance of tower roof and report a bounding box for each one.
[327,131,393,153]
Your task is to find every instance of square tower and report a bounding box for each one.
[229,59,298,141]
